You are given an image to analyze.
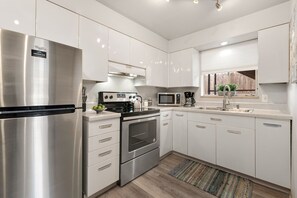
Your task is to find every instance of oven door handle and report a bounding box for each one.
[122,113,160,121]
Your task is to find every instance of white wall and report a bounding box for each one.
[168,2,290,52]
[289,1,297,197]
[78,0,168,52]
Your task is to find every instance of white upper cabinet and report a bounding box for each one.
[135,46,168,87]
[47,0,79,12]
[130,38,147,68]
[0,0,35,35]
[169,48,199,88]
[79,16,108,82]
[109,29,130,65]
[36,0,79,47]
[258,24,289,84]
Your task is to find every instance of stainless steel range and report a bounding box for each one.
[98,92,160,186]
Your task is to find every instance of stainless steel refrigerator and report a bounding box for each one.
[0,29,82,198]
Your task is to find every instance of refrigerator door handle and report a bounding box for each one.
[0,107,75,115]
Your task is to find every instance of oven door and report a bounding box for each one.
[121,114,160,163]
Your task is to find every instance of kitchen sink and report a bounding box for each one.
[195,106,253,113]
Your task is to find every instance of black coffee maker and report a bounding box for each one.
[184,92,196,107]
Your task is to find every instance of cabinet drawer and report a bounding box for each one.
[87,157,119,197]
[88,118,120,137]
[161,111,172,121]
[89,131,119,152]
[188,112,255,129]
[88,143,119,167]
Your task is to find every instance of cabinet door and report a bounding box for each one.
[79,17,108,82]
[48,0,79,12]
[130,38,147,68]
[0,0,35,35]
[217,125,255,176]
[258,24,289,84]
[157,51,169,87]
[36,0,79,47]
[188,121,216,164]
[256,118,290,188]
[168,48,199,87]
[109,29,130,65]
[172,111,188,155]
[160,119,173,157]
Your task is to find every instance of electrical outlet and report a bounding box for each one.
[262,94,268,102]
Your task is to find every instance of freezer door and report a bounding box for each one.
[0,29,82,107]
[0,110,82,198]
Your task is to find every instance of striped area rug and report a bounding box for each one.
[169,159,253,198]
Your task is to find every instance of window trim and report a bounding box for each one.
[200,69,259,98]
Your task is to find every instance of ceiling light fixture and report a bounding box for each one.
[166,0,170,2]
[216,0,223,11]
[193,0,199,4]
[221,41,228,46]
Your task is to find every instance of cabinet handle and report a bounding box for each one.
[263,123,282,128]
[227,130,241,135]
[97,163,112,171]
[176,114,184,117]
[163,114,169,117]
[163,123,169,126]
[99,137,112,143]
[99,124,112,129]
[98,150,112,157]
[210,118,222,121]
[196,125,206,129]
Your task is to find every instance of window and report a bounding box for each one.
[202,70,257,97]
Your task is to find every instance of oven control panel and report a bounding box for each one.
[99,92,137,103]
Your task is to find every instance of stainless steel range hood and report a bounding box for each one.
[109,61,146,78]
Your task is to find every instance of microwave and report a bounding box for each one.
[157,93,181,106]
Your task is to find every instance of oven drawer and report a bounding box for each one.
[88,118,120,137]
[88,143,119,167]
[88,131,119,152]
[86,157,119,197]
[160,111,172,121]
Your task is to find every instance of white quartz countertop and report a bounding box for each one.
[151,106,292,120]
[83,110,121,122]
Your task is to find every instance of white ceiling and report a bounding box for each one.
[96,0,289,40]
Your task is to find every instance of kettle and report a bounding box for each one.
[134,95,142,109]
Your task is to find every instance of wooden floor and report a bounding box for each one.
[98,154,290,198]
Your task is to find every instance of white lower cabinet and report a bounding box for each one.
[188,121,216,164]
[160,111,173,157]
[172,111,188,155]
[217,125,255,177]
[83,117,120,197]
[256,118,290,188]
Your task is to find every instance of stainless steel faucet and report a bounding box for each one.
[222,85,231,111]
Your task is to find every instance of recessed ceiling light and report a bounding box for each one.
[14,20,20,25]
[193,0,199,4]
[166,0,170,2]
[221,41,228,46]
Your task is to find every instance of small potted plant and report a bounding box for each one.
[217,84,238,96]
[217,84,225,96]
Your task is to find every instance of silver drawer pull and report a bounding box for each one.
[99,137,112,143]
[227,130,241,135]
[163,123,169,126]
[98,150,112,157]
[263,123,282,128]
[210,118,222,121]
[196,125,206,129]
[176,114,184,117]
[99,124,112,129]
[97,163,112,171]
[163,114,169,117]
